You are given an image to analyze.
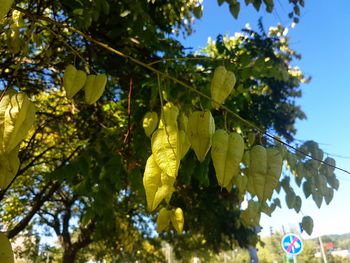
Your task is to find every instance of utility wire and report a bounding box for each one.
[13,6,350,176]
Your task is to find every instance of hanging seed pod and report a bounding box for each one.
[301,216,314,235]
[9,28,21,54]
[0,232,14,263]
[171,207,184,234]
[0,0,14,19]
[264,148,283,200]
[152,184,175,211]
[324,187,334,205]
[266,148,283,178]
[179,130,191,159]
[84,74,107,104]
[156,208,172,232]
[160,172,176,205]
[247,147,283,202]
[247,145,267,200]
[242,150,250,167]
[0,94,12,152]
[158,102,179,131]
[178,112,188,132]
[285,190,296,209]
[294,196,302,213]
[250,145,267,175]
[211,130,244,189]
[63,64,87,99]
[151,127,180,178]
[3,92,35,153]
[0,146,19,190]
[142,112,158,137]
[211,66,236,108]
[143,155,162,211]
[187,110,215,162]
[234,174,248,196]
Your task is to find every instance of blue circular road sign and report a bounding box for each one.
[281,233,303,256]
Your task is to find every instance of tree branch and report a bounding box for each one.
[38,211,61,235]
[61,199,74,248]
[5,146,82,238]
[72,221,95,252]
[6,181,60,238]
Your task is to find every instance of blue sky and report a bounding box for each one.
[180,0,350,239]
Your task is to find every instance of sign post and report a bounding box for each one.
[281,233,303,262]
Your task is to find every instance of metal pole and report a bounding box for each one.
[248,246,259,263]
[166,243,172,263]
[318,236,328,263]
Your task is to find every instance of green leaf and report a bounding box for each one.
[244,0,252,5]
[193,5,203,19]
[261,202,276,216]
[285,190,296,209]
[303,180,313,198]
[324,187,334,205]
[83,12,92,29]
[294,5,300,16]
[217,0,225,6]
[295,175,303,187]
[252,0,262,11]
[241,200,261,227]
[229,2,240,19]
[120,10,131,17]
[280,176,291,192]
[273,198,281,208]
[275,184,281,194]
[263,0,274,13]
[312,190,323,208]
[233,174,248,195]
[129,168,143,193]
[294,196,301,213]
[178,153,197,185]
[81,208,94,227]
[193,155,210,187]
[73,8,84,16]
[101,0,110,14]
[331,177,339,190]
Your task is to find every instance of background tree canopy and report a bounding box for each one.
[0,0,340,262]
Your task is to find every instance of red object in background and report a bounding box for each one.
[325,242,334,250]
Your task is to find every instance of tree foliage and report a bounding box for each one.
[0,0,341,262]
